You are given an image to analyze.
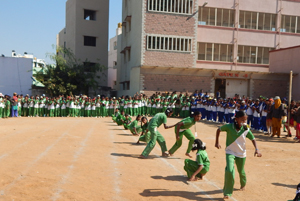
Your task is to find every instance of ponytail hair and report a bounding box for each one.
[191,139,206,151]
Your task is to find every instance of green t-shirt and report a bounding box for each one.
[149,113,167,129]
[181,117,195,129]
[130,120,138,129]
[196,150,210,168]
[220,123,255,158]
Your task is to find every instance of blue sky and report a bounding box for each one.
[0,0,122,64]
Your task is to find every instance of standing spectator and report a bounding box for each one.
[270,96,286,138]
[266,98,273,135]
[11,92,18,117]
[293,101,300,142]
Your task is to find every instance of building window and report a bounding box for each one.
[128,49,131,61]
[147,35,192,52]
[83,62,97,72]
[281,15,300,34]
[84,36,96,47]
[148,0,193,14]
[198,7,235,27]
[84,9,96,21]
[237,46,274,64]
[197,42,233,62]
[239,11,276,31]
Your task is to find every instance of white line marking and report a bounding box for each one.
[0,122,76,196]
[121,127,238,201]
[51,124,95,201]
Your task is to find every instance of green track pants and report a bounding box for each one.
[184,159,209,178]
[141,128,167,157]
[169,129,195,155]
[223,154,246,197]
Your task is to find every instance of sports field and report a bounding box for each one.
[0,117,298,201]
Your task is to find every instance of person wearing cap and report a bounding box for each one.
[139,108,176,159]
[270,96,286,138]
[184,139,210,181]
[169,111,202,158]
[215,110,262,199]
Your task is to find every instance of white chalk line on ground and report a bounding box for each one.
[0,120,80,197]
[120,126,238,201]
[51,122,96,201]
[0,121,65,162]
[110,128,123,201]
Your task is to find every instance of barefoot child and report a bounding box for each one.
[169,111,202,158]
[184,139,210,181]
[215,110,262,199]
[139,108,177,158]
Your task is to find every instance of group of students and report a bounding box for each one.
[112,106,263,199]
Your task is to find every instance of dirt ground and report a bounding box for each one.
[0,117,299,201]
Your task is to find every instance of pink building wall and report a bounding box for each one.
[269,46,300,100]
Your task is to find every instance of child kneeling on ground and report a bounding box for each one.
[184,139,210,181]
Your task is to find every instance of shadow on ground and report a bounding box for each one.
[272,182,296,189]
[151,175,189,185]
[114,141,145,146]
[110,153,181,160]
[139,189,224,201]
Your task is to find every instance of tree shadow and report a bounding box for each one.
[111,128,124,130]
[139,189,224,201]
[151,175,189,185]
[272,182,296,189]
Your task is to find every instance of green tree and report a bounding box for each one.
[35,46,107,96]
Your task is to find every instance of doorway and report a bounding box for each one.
[215,79,226,98]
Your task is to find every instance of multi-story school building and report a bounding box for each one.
[57,0,109,93]
[116,0,300,98]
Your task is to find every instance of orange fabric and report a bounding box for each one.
[274,99,281,109]
[272,117,282,137]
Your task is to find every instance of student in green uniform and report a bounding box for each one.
[184,139,210,181]
[61,98,67,117]
[55,97,61,117]
[137,116,151,144]
[17,95,22,117]
[49,97,55,117]
[22,96,29,117]
[169,111,201,158]
[133,97,139,116]
[129,115,142,135]
[123,114,132,130]
[100,97,106,118]
[139,108,177,159]
[112,108,120,122]
[119,96,125,113]
[215,111,262,199]
[4,96,11,118]
[0,93,4,118]
[39,96,46,117]
[115,110,125,126]
[127,97,133,116]
[91,99,96,117]
[28,96,34,117]
[96,96,101,118]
